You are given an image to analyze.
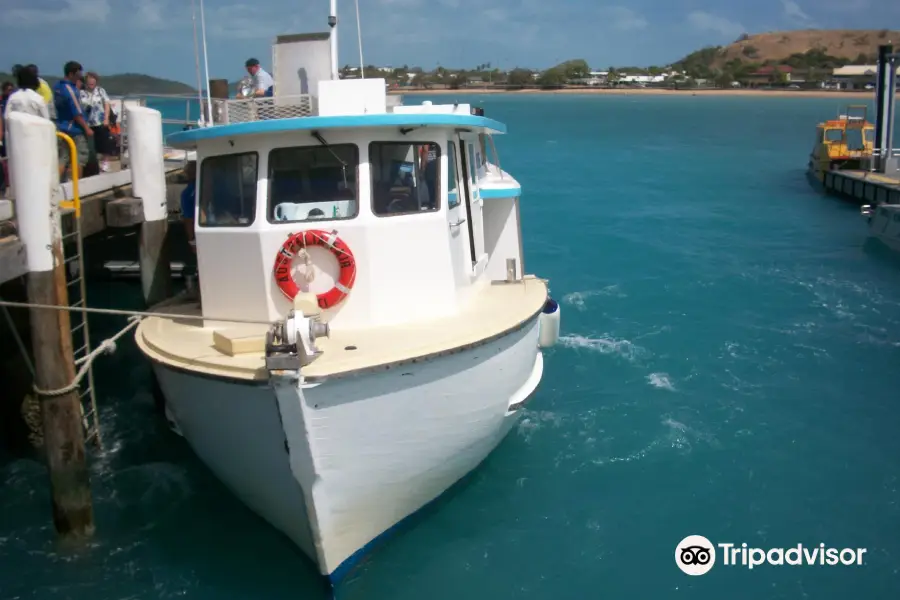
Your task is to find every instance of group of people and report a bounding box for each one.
[0,61,120,193]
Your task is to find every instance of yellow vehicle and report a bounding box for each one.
[807,105,876,187]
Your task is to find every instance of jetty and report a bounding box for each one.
[0,92,202,538]
[817,45,900,205]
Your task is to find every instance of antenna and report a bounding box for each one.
[354,0,365,78]
[190,0,204,124]
[328,0,339,80]
[199,0,214,125]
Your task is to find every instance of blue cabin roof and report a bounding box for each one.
[167,112,507,149]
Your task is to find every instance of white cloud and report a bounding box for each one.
[205,3,307,40]
[603,6,648,31]
[134,0,167,30]
[686,11,745,39]
[781,0,815,26]
[6,0,110,26]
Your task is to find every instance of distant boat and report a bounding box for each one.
[806,104,876,189]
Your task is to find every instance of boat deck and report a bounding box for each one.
[135,276,549,382]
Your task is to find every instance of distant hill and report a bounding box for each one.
[673,29,900,79]
[0,72,195,96]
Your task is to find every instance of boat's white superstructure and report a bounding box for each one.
[134,15,561,584]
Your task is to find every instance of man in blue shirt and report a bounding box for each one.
[53,61,92,181]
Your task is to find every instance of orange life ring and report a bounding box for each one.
[273,229,356,309]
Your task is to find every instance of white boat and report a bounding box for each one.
[861,202,900,252]
[133,9,562,585]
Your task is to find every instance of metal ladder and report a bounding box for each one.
[58,133,102,449]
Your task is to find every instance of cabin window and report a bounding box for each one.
[448,141,461,209]
[824,129,843,143]
[370,142,441,216]
[198,152,258,227]
[267,144,359,222]
[467,144,476,182]
[864,129,875,143]
[846,128,864,151]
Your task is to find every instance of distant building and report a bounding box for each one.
[831,65,900,90]
[743,65,793,86]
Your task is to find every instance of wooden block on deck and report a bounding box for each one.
[105,197,145,228]
[212,329,266,356]
[0,236,28,284]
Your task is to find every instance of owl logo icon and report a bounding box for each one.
[676,535,716,575]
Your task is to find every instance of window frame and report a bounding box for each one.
[265,143,361,224]
[448,140,461,209]
[368,141,442,218]
[197,151,260,229]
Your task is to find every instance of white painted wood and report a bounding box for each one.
[7,113,58,273]
[125,106,168,222]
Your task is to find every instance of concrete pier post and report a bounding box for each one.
[874,45,896,173]
[8,113,94,537]
[126,105,171,307]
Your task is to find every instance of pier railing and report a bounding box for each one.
[211,94,317,124]
[108,93,200,168]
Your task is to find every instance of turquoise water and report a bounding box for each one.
[3,94,900,599]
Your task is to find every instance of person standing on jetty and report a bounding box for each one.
[3,68,50,198]
[52,61,92,181]
[4,67,49,119]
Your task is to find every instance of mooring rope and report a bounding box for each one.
[0,297,279,398]
[33,317,143,398]
[0,299,276,325]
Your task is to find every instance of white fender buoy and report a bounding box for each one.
[538,298,561,348]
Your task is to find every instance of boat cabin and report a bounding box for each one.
[812,105,876,163]
[167,79,525,330]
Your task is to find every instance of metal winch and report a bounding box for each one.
[264,310,330,372]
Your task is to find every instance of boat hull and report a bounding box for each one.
[151,315,543,581]
[866,204,900,253]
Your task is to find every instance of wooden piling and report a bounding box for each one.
[140,218,171,306]
[7,112,94,538]
[28,250,95,537]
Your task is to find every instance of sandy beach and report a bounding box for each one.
[391,87,893,99]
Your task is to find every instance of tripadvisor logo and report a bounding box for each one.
[675,535,867,576]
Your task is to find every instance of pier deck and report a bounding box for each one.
[822,169,900,205]
[0,153,191,286]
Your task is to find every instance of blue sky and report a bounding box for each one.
[0,0,897,85]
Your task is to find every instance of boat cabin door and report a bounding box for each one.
[446,139,472,286]
[456,132,486,277]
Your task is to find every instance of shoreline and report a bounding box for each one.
[390,87,892,99]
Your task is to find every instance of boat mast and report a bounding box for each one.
[355,0,365,78]
[329,0,339,80]
[190,0,204,122]
[199,0,214,125]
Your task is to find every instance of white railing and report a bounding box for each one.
[211,95,317,124]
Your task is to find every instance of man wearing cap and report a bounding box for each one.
[52,60,92,181]
[244,58,274,97]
